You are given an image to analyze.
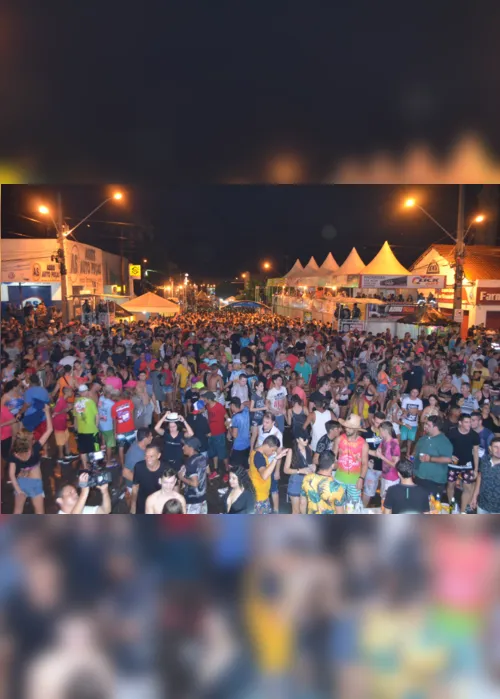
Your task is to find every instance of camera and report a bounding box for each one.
[79,451,113,488]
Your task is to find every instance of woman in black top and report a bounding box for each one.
[223,466,256,513]
[8,405,53,514]
[154,412,194,471]
[283,428,314,514]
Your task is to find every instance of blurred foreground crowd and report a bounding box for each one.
[0,516,500,699]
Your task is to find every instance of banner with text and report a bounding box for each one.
[360,274,446,289]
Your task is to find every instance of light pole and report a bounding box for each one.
[39,191,123,324]
[404,187,484,322]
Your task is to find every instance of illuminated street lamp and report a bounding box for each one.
[38,191,124,324]
[403,190,485,319]
[262,261,271,271]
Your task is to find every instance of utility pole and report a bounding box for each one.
[56,192,70,325]
[453,184,465,322]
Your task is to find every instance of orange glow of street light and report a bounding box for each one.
[241,273,248,279]
[39,205,50,215]
[113,192,123,200]
[404,198,416,208]
[474,214,485,223]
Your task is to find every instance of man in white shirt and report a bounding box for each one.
[451,366,470,392]
[401,388,423,458]
[56,473,111,514]
[266,374,288,434]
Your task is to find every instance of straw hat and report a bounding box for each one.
[338,414,365,431]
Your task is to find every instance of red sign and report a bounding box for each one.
[384,304,417,315]
[476,288,500,305]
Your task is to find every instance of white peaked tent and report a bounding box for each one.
[320,252,339,273]
[302,256,319,275]
[361,241,410,275]
[122,292,180,316]
[335,247,366,276]
[285,259,304,277]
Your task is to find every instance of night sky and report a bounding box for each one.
[2,185,486,280]
[2,3,500,182]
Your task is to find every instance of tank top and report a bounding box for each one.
[311,410,332,451]
[162,429,184,470]
[59,374,75,403]
[291,408,307,437]
[336,434,365,485]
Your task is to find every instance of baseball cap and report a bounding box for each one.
[192,400,205,414]
[203,391,216,401]
[78,384,89,393]
[193,381,205,389]
[183,436,201,451]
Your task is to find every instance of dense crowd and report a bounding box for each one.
[2,308,500,514]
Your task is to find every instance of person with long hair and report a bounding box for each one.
[8,404,53,514]
[222,465,256,514]
[283,428,314,514]
[286,394,308,439]
[249,380,267,450]
[376,421,401,501]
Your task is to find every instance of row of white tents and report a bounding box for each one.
[282,241,410,287]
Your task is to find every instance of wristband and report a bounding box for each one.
[358,476,365,481]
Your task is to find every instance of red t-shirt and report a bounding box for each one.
[207,401,226,436]
[111,399,135,434]
[52,397,69,432]
[287,354,299,370]
[162,369,173,386]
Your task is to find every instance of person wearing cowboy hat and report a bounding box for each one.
[334,414,369,504]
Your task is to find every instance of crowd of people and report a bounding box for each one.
[2,307,500,514]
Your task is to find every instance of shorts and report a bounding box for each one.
[164,385,174,394]
[288,473,304,498]
[77,432,100,454]
[230,448,250,468]
[400,424,417,442]
[208,434,227,460]
[377,384,388,393]
[54,429,69,447]
[251,416,264,428]
[33,420,47,441]
[448,467,477,484]
[17,477,44,498]
[380,477,400,498]
[336,480,362,503]
[1,437,12,460]
[338,399,349,407]
[270,470,279,495]
[255,499,272,514]
[363,468,381,498]
[101,429,116,448]
[186,501,208,515]
[116,430,137,447]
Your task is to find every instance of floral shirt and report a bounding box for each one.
[300,473,346,514]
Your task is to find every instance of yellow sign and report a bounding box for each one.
[129,264,141,279]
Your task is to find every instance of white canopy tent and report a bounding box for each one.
[335,247,366,276]
[361,241,410,275]
[320,252,339,273]
[122,292,180,316]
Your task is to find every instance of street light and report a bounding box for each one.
[38,192,124,324]
[262,261,271,271]
[403,189,485,321]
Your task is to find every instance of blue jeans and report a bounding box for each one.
[275,415,285,434]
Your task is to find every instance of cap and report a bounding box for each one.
[192,400,205,413]
[193,381,205,389]
[78,384,89,393]
[183,436,201,451]
[204,391,216,401]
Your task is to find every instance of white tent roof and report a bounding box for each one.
[335,248,366,276]
[122,292,179,316]
[301,256,319,275]
[285,259,304,277]
[320,252,339,272]
[361,241,410,275]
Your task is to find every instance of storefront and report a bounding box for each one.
[1,238,134,318]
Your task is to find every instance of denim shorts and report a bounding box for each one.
[116,430,137,447]
[287,473,304,498]
[208,434,227,460]
[164,385,174,394]
[17,477,45,499]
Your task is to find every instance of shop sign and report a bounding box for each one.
[476,287,500,305]
[340,320,366,333]
[426,261,440,274]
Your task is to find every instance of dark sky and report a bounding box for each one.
[2,185,487,280]
[2,2,500,182]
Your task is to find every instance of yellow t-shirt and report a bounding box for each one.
[175,364,190,389]
[249,450,271,502]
